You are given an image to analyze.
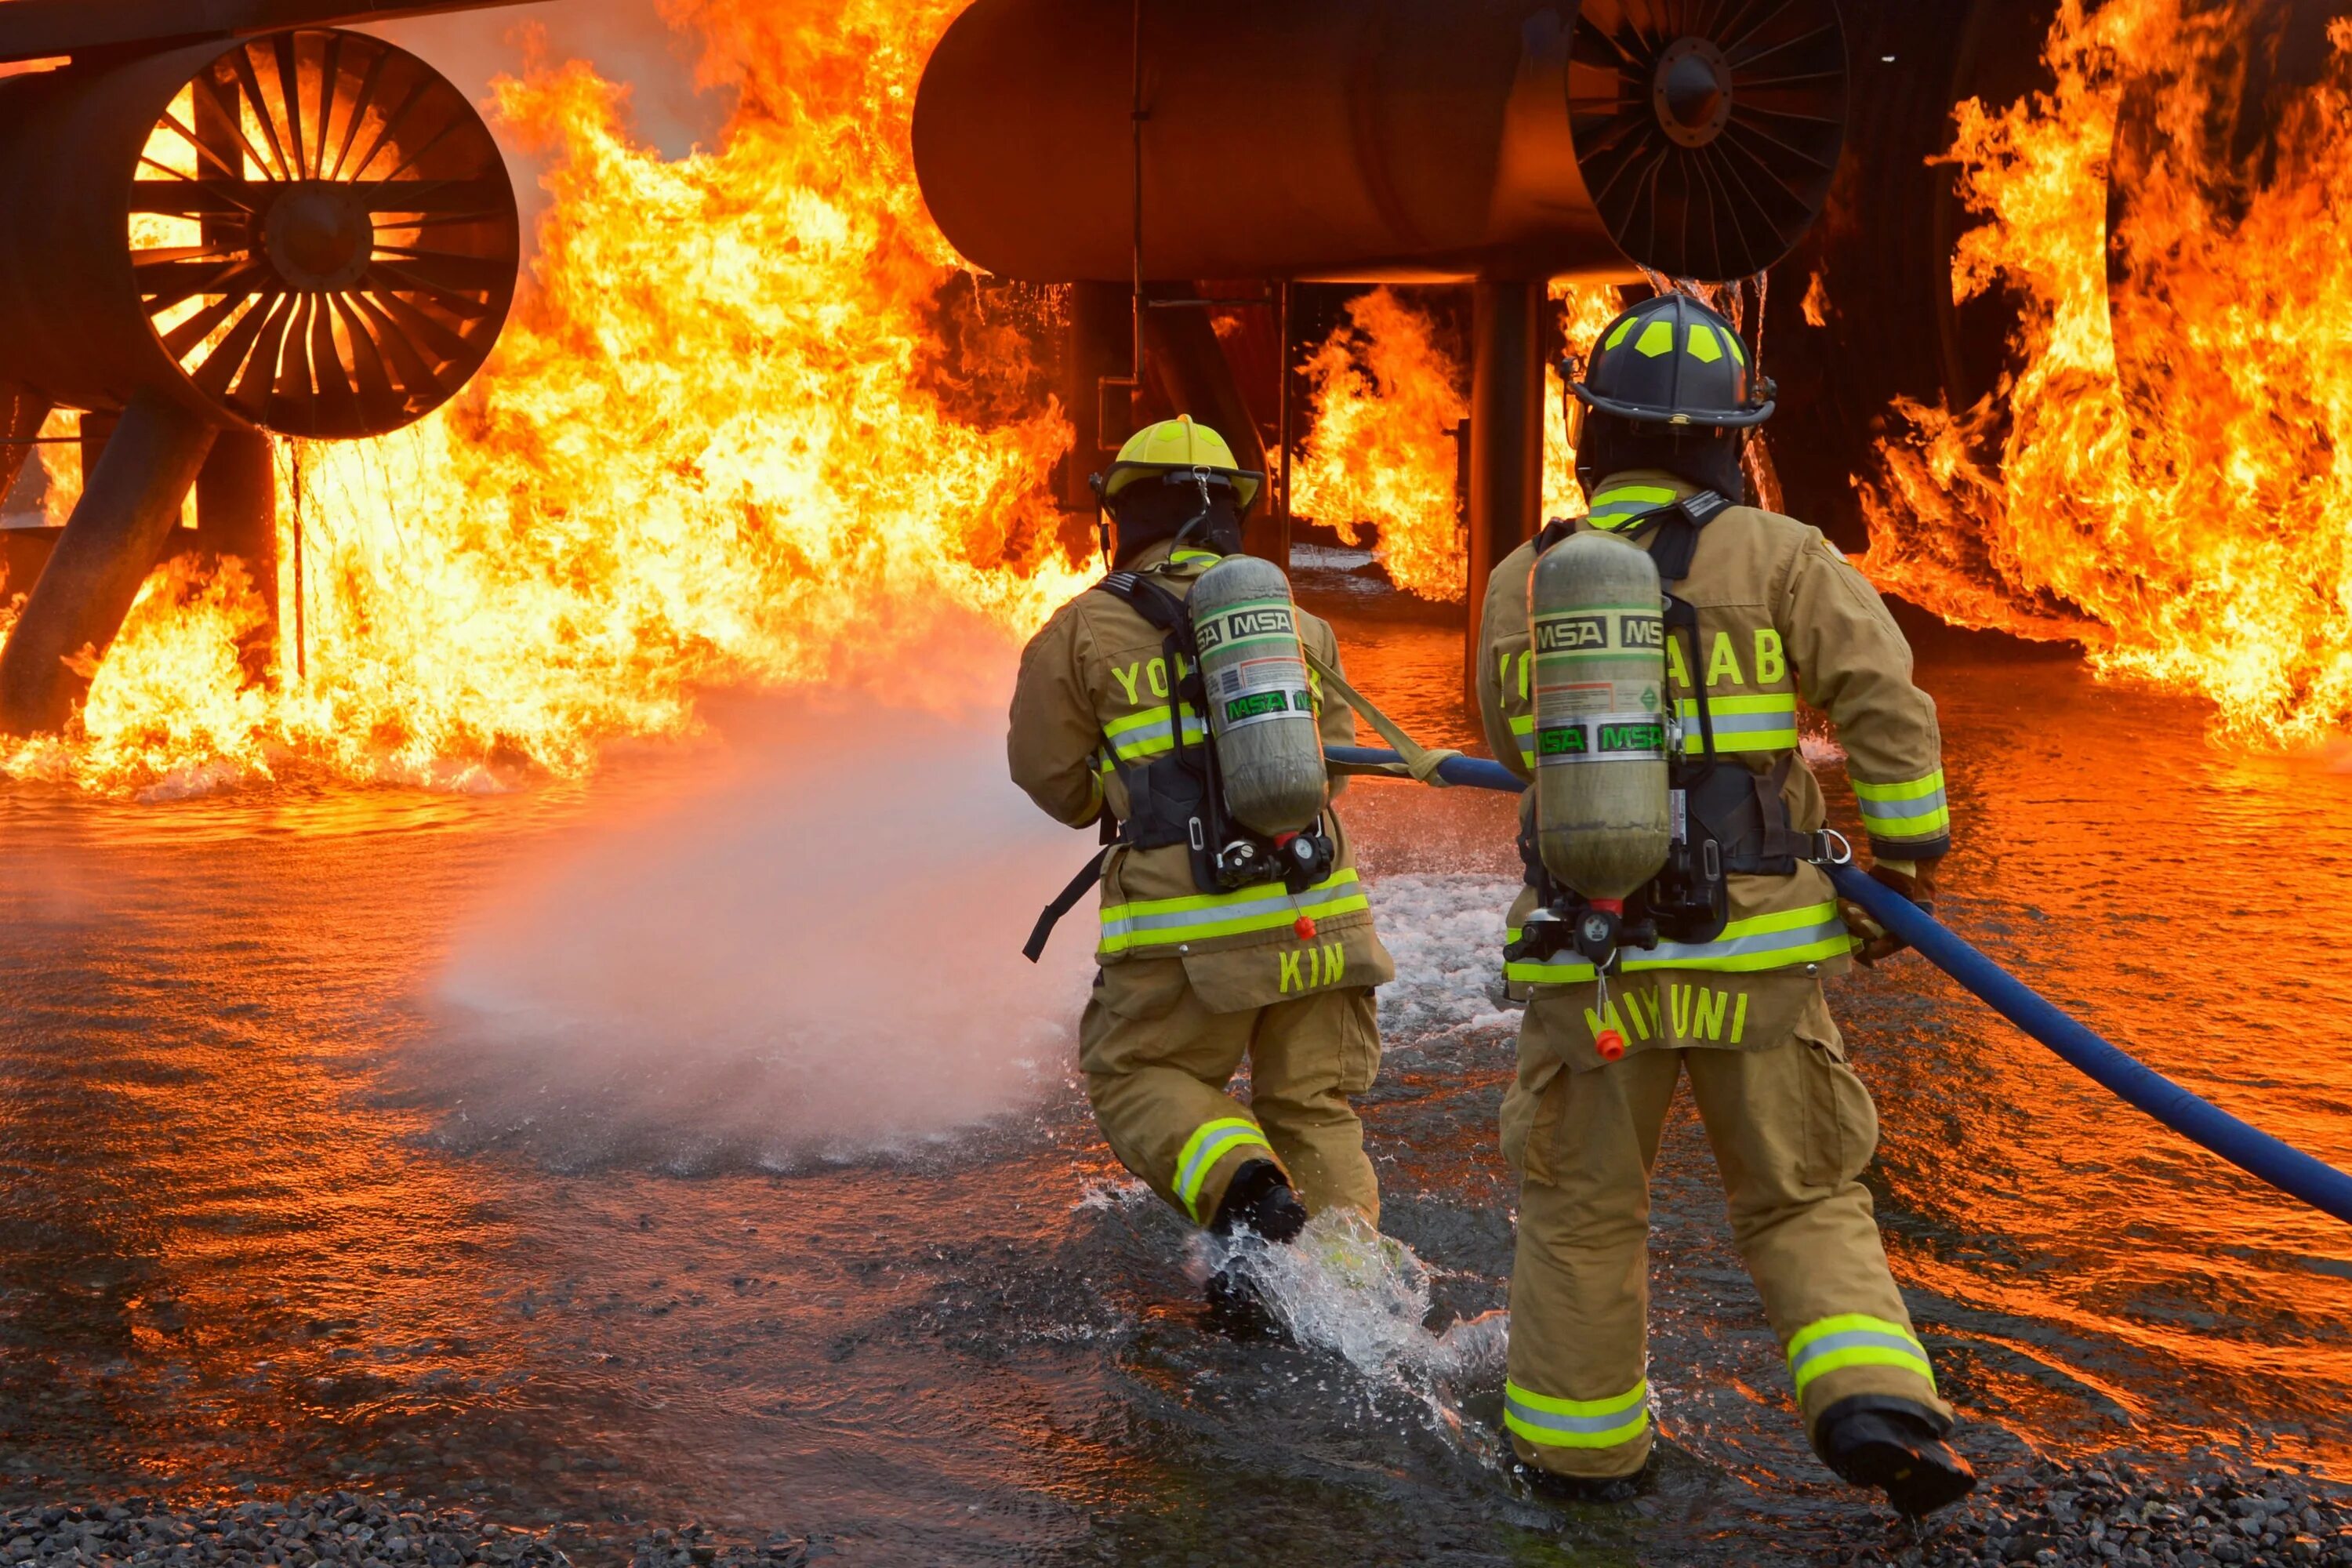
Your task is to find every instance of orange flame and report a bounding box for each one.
[1861,0,2352,742]
[1290,282,1622,603]
[0,0,1086,793]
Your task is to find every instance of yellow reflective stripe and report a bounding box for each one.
[1677,692,1798,753]
[1172,1117,1273,1222]
[1505,901,1853,984]
[1099,869,1367,953]
[1635,320,1675,358]
[1103,703,1207,761]
[1852,771,1946,804]
[1510,713,1536,767]
[1680,692,1795,716]
[1787,1315,1934,1399]
[1687,323,1724,364]
[1170,548,1221,565]
[1504,1379,1650,1449]
[1586,484,1679,530]
[1853,769,1950,840]
[1861,805,1951,840]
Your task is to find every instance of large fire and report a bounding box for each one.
[1862,0,2352,742]
[0,0,1085,793]
[1290,283,1624,603]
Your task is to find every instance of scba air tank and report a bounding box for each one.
[1189,556,1327,837]
[1530,532,1672,899]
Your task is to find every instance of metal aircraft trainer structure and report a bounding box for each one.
[916,0,1851,687]
[0,0,537,735]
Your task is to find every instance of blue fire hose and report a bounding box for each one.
[1327,745,2352,1227]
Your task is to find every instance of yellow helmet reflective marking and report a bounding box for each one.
[1605,317,1635,350]
[1687,324,1725,364]
[1635,320,1676,358]
[1101,414,1261,510]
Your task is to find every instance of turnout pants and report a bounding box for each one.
[1501,976,1951,1479]
[1080,955,1383,1228]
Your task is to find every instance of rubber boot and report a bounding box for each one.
[1817,1396,1977,1517]
[1517,1457,1654,1506]
[1208,1160,1307,1242]
[1203,1161,1307,1326]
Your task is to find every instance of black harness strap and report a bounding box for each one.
[1024,567,1217,963]
[1025,844,1112,964]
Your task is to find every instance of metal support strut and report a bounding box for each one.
[0,389,218,735]
[1466,279,1547,710]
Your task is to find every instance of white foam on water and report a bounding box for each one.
[1363,873,1523,1044]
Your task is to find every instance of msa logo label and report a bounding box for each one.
[1537,724,1588,758]
[1225,692,1290,721]
[1535,615,1607,654]
[1196,606,1295,653]
[1597,722,1667,754]
[1619,615,1664,649]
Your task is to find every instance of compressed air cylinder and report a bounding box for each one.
[1189,556,1328,837]
[1530,532,1672,899]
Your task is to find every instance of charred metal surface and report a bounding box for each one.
[194,430,280,682]
[0,388,48,511]
[1138,288,1277,560]
[0,0,546,67]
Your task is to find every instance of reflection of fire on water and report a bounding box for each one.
[1864,0,2352,743]
[1,0,1084,793]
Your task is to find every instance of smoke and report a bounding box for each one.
[367,0,735,240]
[421,666,1094,1173]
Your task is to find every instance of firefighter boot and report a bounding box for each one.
[1209,1159,1308,1242]
[1203,1160,1308,1322]
[1819,1396,1977,1517]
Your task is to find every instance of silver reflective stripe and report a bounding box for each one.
[1107,712,1206,757]
[1504,1394,1648,1437]
[1682,707,1795,738]
[1175,1124,1261,1206]
[1860,792,1947,822]
[1640,916,1846,967]
[1791,1329,1924,1374]
[1101,885,1327,942]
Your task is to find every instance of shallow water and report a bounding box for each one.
[2,564,2348,1566]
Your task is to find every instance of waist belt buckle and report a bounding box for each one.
[1811,829,1854,867]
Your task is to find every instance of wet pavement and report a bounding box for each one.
[2,558,2348,1565]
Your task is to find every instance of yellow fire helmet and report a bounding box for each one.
[1095,415,1264,514]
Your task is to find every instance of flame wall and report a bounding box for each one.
[0,0,1087,793]
[1860,0,2352,742]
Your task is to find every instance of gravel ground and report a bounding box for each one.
[0,1497,811,1568]
[3,1461,2348,1567]
[1805,1457,2352,1568]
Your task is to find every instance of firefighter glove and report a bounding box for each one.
[1842,858,1937,968]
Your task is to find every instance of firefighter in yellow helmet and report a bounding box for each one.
[1480,296,1974,1515]
[1008,416,1393,1277]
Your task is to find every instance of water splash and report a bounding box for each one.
[1203,1210,1510,1396]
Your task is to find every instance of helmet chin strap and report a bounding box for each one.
[1168,470,1219,555]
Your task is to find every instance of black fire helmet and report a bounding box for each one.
[1565,293,1777,442]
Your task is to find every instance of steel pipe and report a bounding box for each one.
[914,0,1848,286]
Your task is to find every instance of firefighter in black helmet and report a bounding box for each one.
[1479,292,1974,1515]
